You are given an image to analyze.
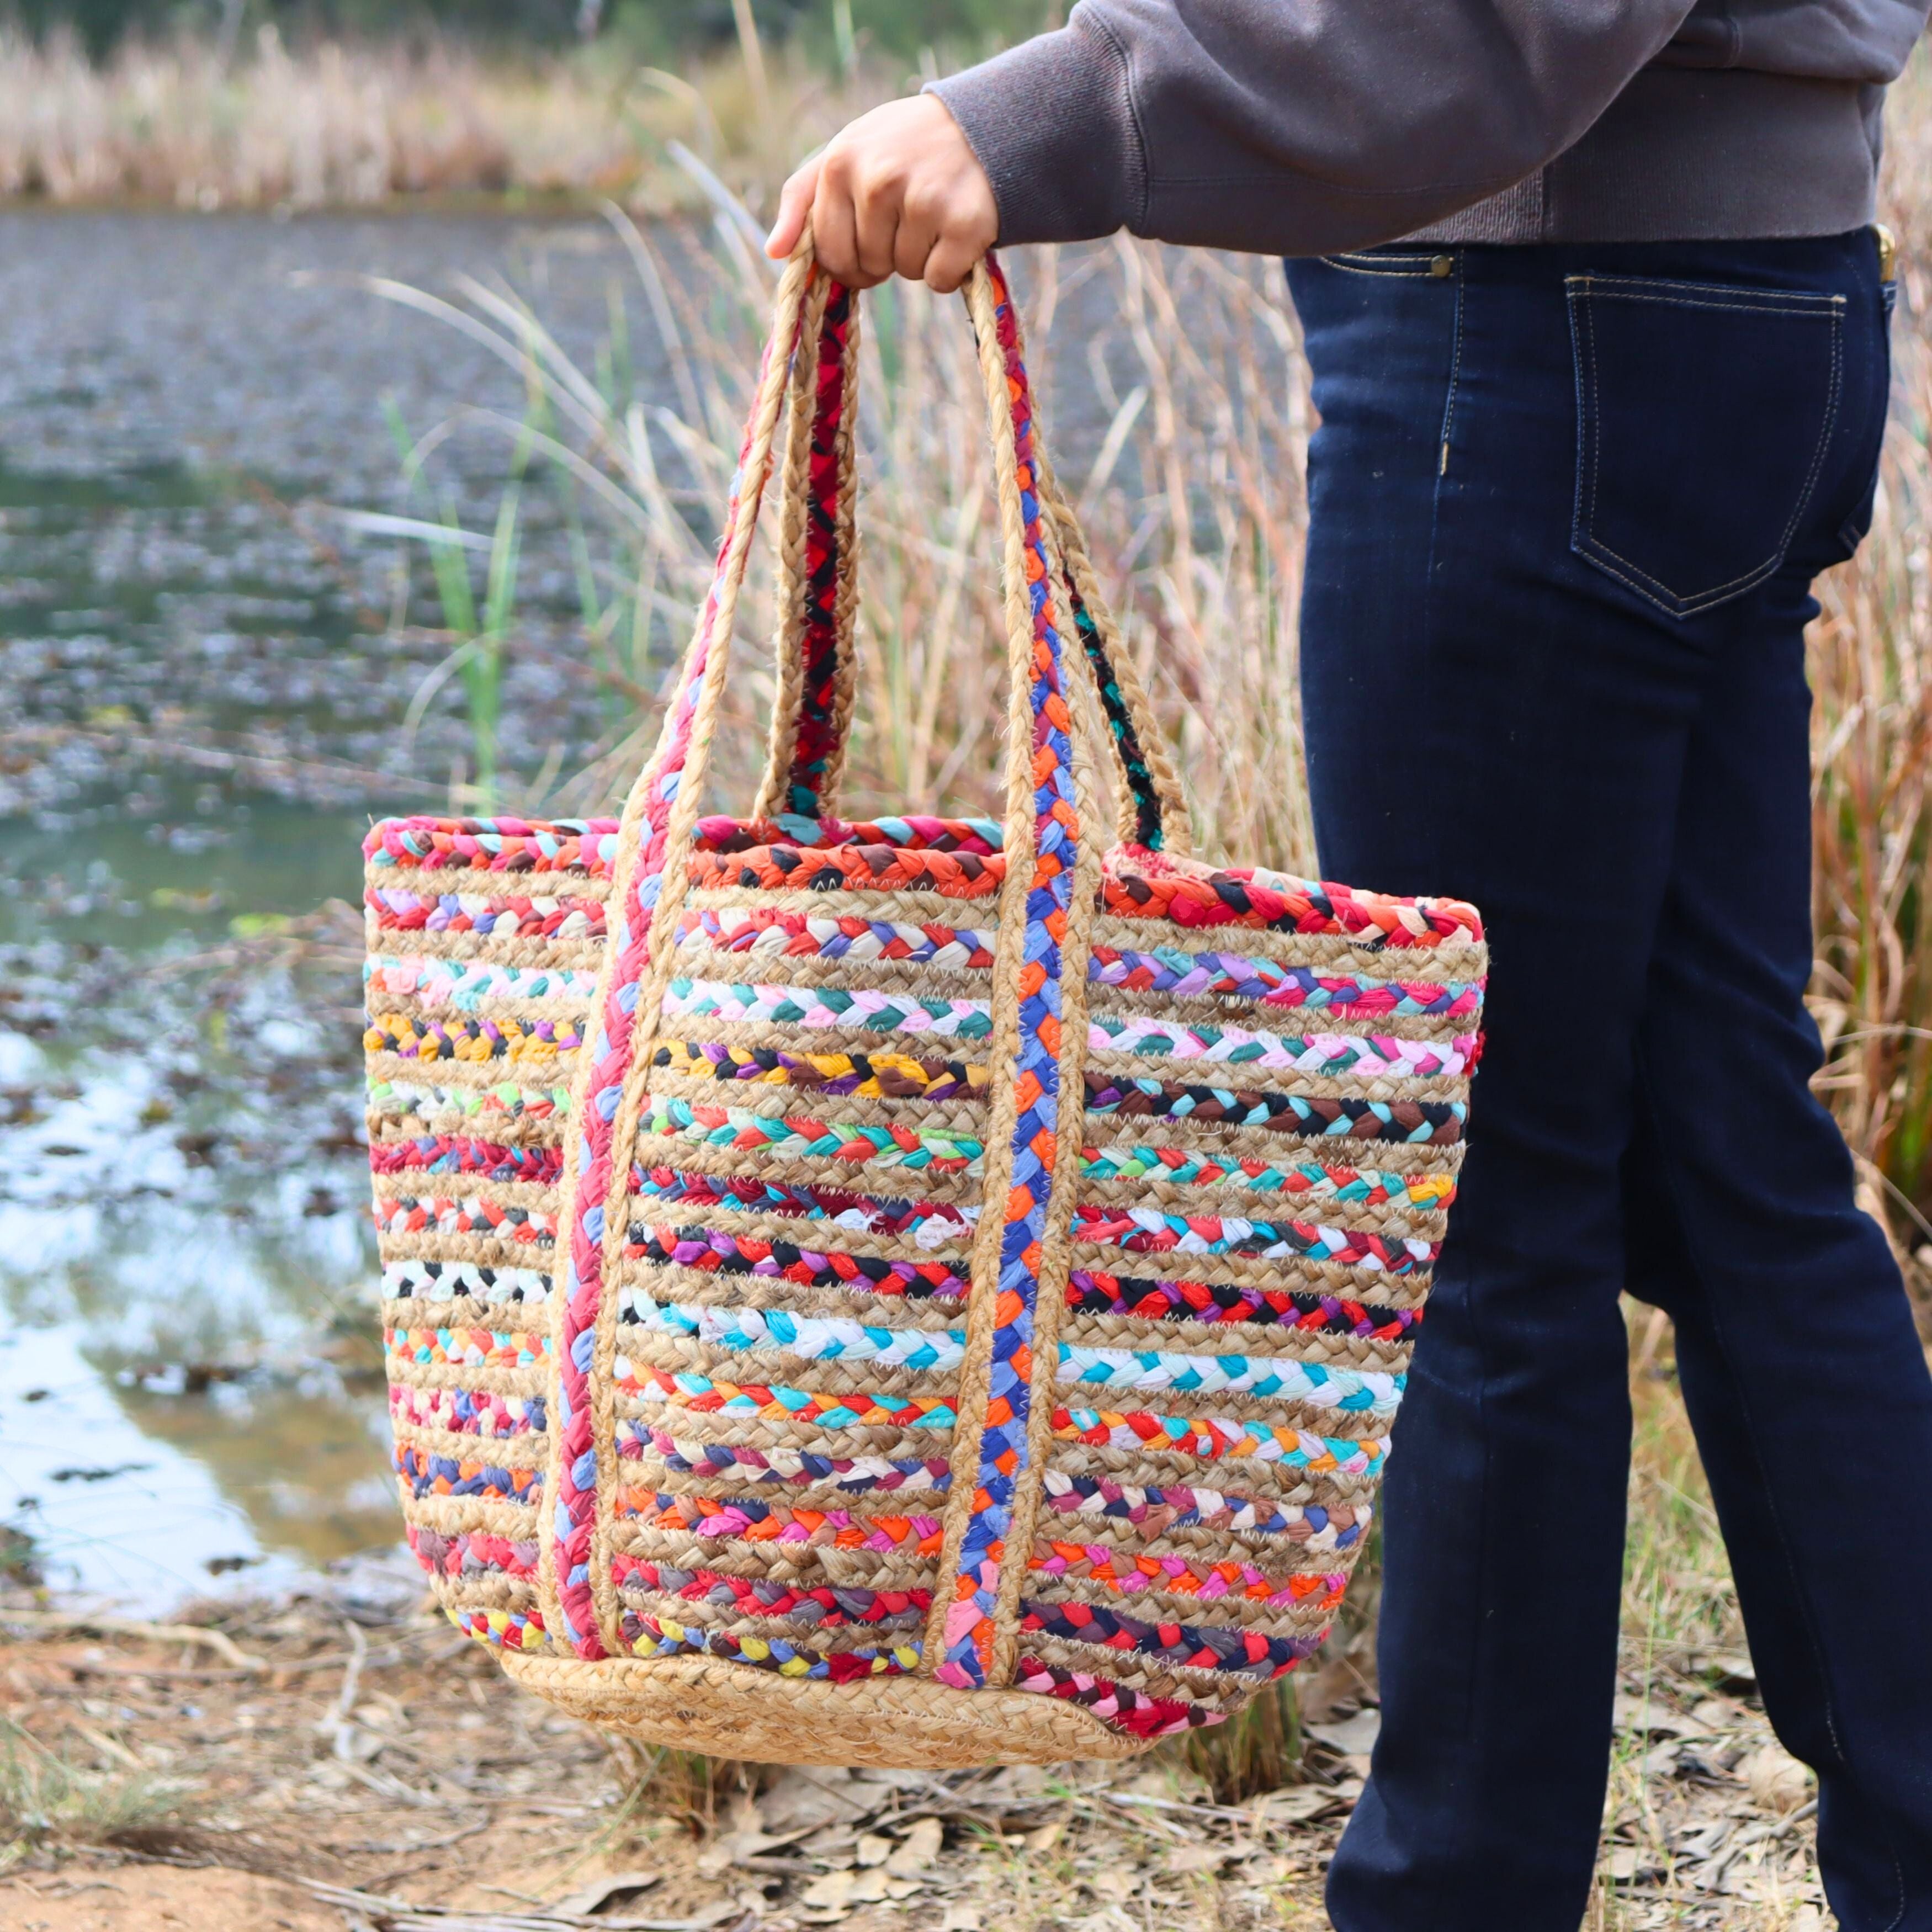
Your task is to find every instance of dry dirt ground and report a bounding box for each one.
[0,1594,1826,1932]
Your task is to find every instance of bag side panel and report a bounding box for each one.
[1013,872,1488,1739]
[364,815,617,1653]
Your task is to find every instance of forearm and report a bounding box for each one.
[930,0,1697,254]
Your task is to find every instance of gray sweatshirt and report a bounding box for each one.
[929,0,1929,252]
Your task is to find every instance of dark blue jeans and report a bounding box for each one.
[1287,232,1932,1931]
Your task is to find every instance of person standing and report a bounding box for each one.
[767,6,1932,1923]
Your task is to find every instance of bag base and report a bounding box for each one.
[500,1652,1149,1768]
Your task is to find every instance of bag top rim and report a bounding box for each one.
[365,812,1484,945]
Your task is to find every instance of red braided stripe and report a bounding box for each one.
[1101,859,1482,946]
[364,817,616,874]
[367,889,607,941]
[1014,1658,1222,1738]
[407,1524,539,1580]
[374,1196,554,1244]
[783,280,852,815]
[612,1557,932,1627]
[1032,1542,1348,1609]
[1066,1267,1420,1342]
[370,1134,564,1185]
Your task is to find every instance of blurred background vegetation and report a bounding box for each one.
[6,0,1056,63]
[0,0,1059,209]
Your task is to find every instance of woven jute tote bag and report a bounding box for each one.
[362,242,1487,1768]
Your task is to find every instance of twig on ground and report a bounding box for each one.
[0,1611,263,1672]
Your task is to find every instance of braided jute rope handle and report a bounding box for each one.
[746,242,1192,854]
[752,270,862,824]
[541,231,1161,1688]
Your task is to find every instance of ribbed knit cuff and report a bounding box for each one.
[927,14,1144,245]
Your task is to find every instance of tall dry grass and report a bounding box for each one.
[1809,55,1932,1274]
[0,25,888,210]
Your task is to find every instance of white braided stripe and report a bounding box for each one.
[662,978,992,1038]
[675,906,997,969]
[374,1194,559,1244]
[622,1292,968,1372]
[1090,1015,1476,1077]
[368,953,603,1008]
[620,1425,952,1491]
[369,888,603,940]
[618,1293,1400,1415]
[384,1260,553,1306]
[662,975,1471,1076]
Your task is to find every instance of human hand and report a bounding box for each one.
[765,94,998,293]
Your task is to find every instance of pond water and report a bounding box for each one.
[0,210,649,1608]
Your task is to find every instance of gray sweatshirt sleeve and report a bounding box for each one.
[928,0,1698,254]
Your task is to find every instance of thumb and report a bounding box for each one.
[766,160,822,259]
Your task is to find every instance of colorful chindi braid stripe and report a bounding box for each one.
[615,1558,932,1631]
[620,1425,952,1494]
[359,248,1487,1759]
[655,1041,988,1103]
[1066,1269,1420,1341]
[617,1491,946,1556]
[626,1224,970,1300]
[369,887,606,943]
[931,257,1081,1695]
[1088,943,1482,1017]
[640,1097,983,1174]
[662,979,994,1038]
[621,1364,959,1432]
[676,905,996,970]
[621,1619,922,1679]
[1036,1468,1369,1551]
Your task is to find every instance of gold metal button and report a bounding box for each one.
[1875,222,1897,285]
[1430,254,1454,279]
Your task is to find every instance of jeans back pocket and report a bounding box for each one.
[1567,275,1844,618]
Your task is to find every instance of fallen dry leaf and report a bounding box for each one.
[1165,1843,1234,1875]
[1745,1744,1814,1816]
[1304,1708,1381,1756]
[1252,1787,1345,1824]
[551,1870,663,1915]
[760,1765,870,1833]
[885,1814,944,1877]
[800,1868,859,1912]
